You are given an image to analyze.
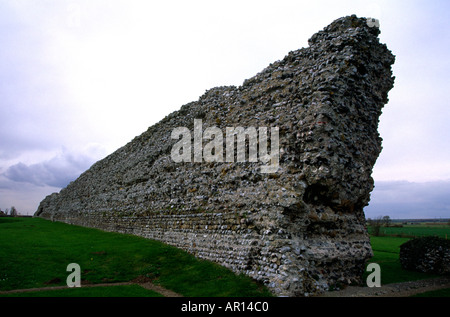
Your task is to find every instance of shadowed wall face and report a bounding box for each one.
[36,15,395,296]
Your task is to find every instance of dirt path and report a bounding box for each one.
[3,277,449,297]
[319,276,450,297]
[0,280,183,297]
[138,282,182,297]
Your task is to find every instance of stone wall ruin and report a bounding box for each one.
[35,15,395,296]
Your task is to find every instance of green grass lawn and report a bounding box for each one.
[2,217,448,297]
[376,225,450,239]
[365,236,439,285]
[0,217,272,297]
[365,223,450,286]
[364,227,450,297]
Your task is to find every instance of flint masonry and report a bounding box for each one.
[36,15,395,296]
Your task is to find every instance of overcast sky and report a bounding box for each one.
[0,0,449,218]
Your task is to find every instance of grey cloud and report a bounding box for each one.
[365,180,450,219]
[2,147,105,188]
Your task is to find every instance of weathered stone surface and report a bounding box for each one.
[400,237,450,275]
[35,15,395,296]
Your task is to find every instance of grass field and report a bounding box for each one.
[365,236,440,285]
[370,224,450,239]
[365,223,449,290]
[0,217,272,297]
[1,217,448,297]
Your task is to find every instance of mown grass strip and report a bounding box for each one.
[0,217,272,297]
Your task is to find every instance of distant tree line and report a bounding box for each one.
[0,206,19,217]
[366,215,391,236]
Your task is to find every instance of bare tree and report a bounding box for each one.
[368,216,383,236]
[382,215,391,227]
[9,206,18,217]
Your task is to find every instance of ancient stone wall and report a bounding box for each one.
[36,15,395,296]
